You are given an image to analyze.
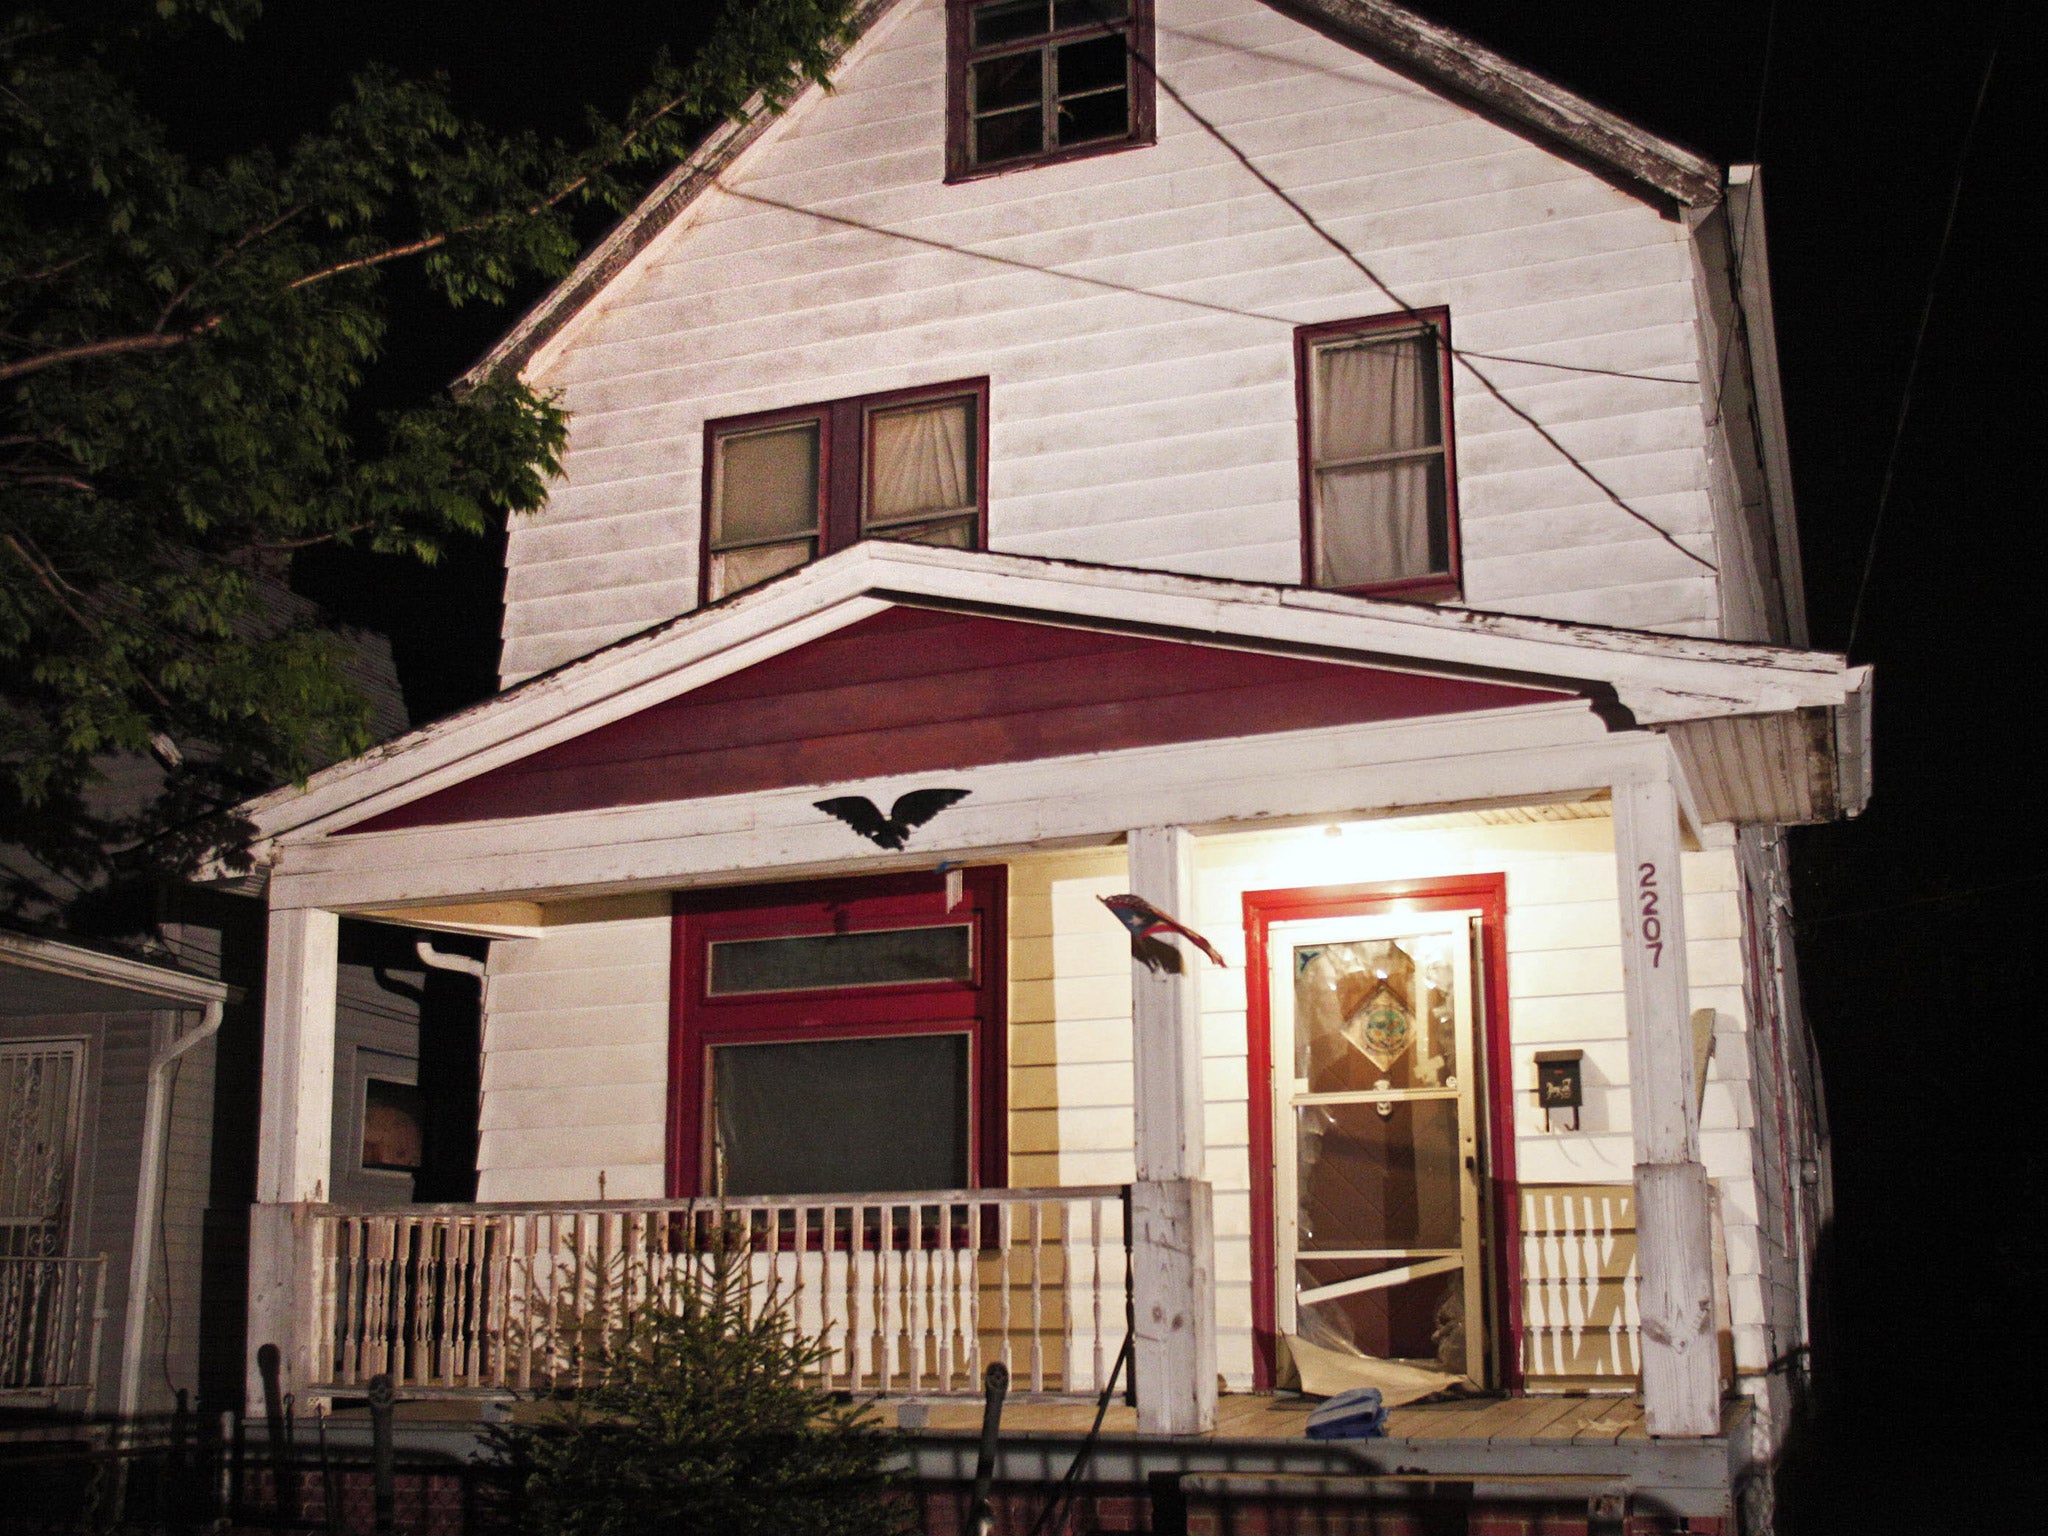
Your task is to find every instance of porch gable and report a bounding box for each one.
[348,605,1572,833]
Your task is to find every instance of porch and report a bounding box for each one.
[231,550,1865,1501]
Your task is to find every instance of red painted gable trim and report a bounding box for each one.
[1241,873,1522,1394]
[349,608,1573,834]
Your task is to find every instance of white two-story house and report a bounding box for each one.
[230,3,1867,1531]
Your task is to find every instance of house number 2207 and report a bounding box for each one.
[1637,862,1665,967]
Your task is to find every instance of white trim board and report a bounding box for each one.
[267,704,1676,910]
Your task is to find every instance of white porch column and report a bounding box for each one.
[248,905,338,1405]
[1126,826,1217,1435]
[1613,776,1721,1436]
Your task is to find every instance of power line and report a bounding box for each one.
[1125,30,1717,572]
[1798,869,2048,928]
[1845,8,2004,658]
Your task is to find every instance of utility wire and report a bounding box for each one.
[1105,4,1713,569]
[724,187,1693,387]
[1706,0,1779,431]
[1845,9,2004,657]
[1797,869,2047,928]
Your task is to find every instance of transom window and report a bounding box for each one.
[1297,310,1461,601]
[704,380,986,603]
[947,0,1155,180]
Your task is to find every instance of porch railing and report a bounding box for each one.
[307,1188,1129,1399]
[0,1253,108,1410]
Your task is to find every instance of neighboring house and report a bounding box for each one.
[1,580,481,1425]
[1,930,229,1420]
[226,3,1867,1531]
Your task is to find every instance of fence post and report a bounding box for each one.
[369,1372,396,1536]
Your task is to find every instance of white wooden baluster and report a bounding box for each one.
[1090,1199,1105,1394]
[1028,1200,1045,1393]
[936,1202,956,1392]
[997,1202,1013,1379]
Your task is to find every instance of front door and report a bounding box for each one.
[1268,911,1491,1389]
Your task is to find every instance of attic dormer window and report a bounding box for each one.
[1297,310,1462,601]
[947,0,1155,181]
[704,379,987,603]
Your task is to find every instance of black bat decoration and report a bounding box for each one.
[814,788,971,850]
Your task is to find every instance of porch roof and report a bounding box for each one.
[235,546,1867,878]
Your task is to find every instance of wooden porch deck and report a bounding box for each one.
[354,1388,1647,1446]
[883,1391,1648,1444]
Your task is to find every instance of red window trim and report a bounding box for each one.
[944,0,1157,184]
[666,866,1009,1198]
[1240,873,1521,1393]
[1294,307,1463,604]
[698,377,990,607]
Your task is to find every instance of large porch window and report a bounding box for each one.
[668,868,1008,1197]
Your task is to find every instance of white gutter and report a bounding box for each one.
[119,999,225,1420]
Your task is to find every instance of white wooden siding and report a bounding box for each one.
[474,896,672,1202]
[500,0,1723,684]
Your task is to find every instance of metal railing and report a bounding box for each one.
[308,1188,1129,1399]
[0,1252,108,1409]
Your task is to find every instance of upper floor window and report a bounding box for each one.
[704,379,987,603]
[1297,310,1460,601]
[946,0,1155,181]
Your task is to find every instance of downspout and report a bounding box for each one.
[120,999,224,1419]
[415,940,486,980]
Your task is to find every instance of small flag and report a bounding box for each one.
[1098,894,1227,966]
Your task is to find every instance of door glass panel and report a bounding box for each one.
[1296,1100,1462,1251]
[713,1034,970,1196]
[1274,913,1486,1390]
[1293,934,1461,1093]
[707,924,973,995]
[1296,1257,1466,1369]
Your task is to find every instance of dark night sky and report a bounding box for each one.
[148,3,2039,1527]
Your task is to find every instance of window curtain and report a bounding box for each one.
[1314,334,1442,585]
[868,401,974,525]
[715,423,819,544]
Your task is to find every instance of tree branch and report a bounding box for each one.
[0,321,218,383]
[156,205,306,332]
[3,531,101,632]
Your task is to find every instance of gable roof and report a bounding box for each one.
[461,0,1721,393]
[236,544,1867,855]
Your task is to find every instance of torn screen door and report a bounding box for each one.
[1270,913,1487,1399]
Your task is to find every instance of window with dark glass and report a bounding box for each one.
[361,1079,424,1172]
[704,380,985,602]
[670,869,1008,1200]
[1297,311,1460,600]
[947,0,1154,180]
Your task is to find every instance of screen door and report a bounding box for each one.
[1269,912,1488,1386]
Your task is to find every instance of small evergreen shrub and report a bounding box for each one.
[487,1234,906,1536]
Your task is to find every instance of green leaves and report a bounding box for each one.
[490,1236,906,1536]
[0,1,859,920]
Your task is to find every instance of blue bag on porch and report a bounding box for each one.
[1305,1386,1388,1440]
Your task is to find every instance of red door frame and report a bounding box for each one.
[667,866,1009,1198]
[1242,873,1523,1392]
